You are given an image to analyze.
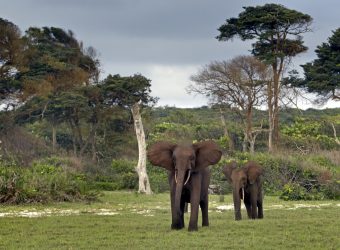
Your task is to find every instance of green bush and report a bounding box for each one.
[90,181,118,191]
[321,180,340,199]
[111,159,138,190]
[95,159,170,193]
[147,163,169,193]
[279,183,324,201]
[0,163,98,204]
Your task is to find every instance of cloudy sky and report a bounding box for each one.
[1,0,339,108]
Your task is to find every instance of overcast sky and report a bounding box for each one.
[1,0,339,108]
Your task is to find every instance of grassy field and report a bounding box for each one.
[0,191,339,250]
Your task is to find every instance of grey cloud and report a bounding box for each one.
[1,0,339,107]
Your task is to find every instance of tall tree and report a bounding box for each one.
[216,3,312,151]
[300,28,340,102]
[0,18,23,107]
[102,74,157,194]
[17,27,100,151]
[189,56,270,153]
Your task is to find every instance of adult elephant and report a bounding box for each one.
[222,161,263,220]
[147,140,222,231]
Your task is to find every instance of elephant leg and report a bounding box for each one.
[244,192,252,219]
[188,176,201,231]
[250,191,258,219]
[180,198,186,228]
[200,198,209,227]
[257,189,264,219]
[233,188,242,220]
[200,168,210,227]
[169,175,179,229]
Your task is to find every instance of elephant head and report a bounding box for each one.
[147,140,222,228]
[222,161,263,220]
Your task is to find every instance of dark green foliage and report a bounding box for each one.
[217,3,312,64]
[110,159,138,190]
[147,163,169,193]
[102,74,157,107]
[0,161,98,204]
[300,28,340,101]
[91,159,169,193]
[87,159,138,191]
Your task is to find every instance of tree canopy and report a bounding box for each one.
[102,74,157,107]
[216,3,312,64]
[19,27,98,100]
[300,28,340,101]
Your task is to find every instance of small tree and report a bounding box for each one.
[102,74,157,194]
[216,3,312,150]
[189,56,270,153]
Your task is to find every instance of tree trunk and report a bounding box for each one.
[245,105,253,153]
[79,123,98,157]
[131,102,152,194]
[331,123,340,145]
[242,132,248,152]
[267,79,274,152]
[68,120,78,156]
[272,58,284,148]
[249,140,255,154]
[52,123,57,152]
[219,107,234,151]
[91,131,97,161]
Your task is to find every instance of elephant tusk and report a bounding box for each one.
[184,170,191,186]
[242,188,245,201]
[175,171,178,184]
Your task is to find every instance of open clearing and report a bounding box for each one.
[0,191,339,249]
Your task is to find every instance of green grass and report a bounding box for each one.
[0,192,339,250]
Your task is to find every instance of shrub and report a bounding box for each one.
[0,163,98,204]
[147,163,169,193]
[111,159,138,190]
[280,183,323,201]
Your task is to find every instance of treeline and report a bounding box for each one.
[1,3,340,203]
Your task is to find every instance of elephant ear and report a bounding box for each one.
[222,161,237,183]
[245,161,263,185]
[147,141,177,171]
[193,140,222,170]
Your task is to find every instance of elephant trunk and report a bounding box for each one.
[173,170,186,229]
[233,184,242,220]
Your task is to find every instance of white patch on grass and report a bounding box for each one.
[319,203,332,207]
[268,205,285,209]
[95,212,119,216]
[136,209,152,214]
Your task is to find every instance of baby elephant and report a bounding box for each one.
[222,161,264,220]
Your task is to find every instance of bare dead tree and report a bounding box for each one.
[188,56,271,153]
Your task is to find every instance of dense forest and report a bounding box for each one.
[0,3,339,204]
